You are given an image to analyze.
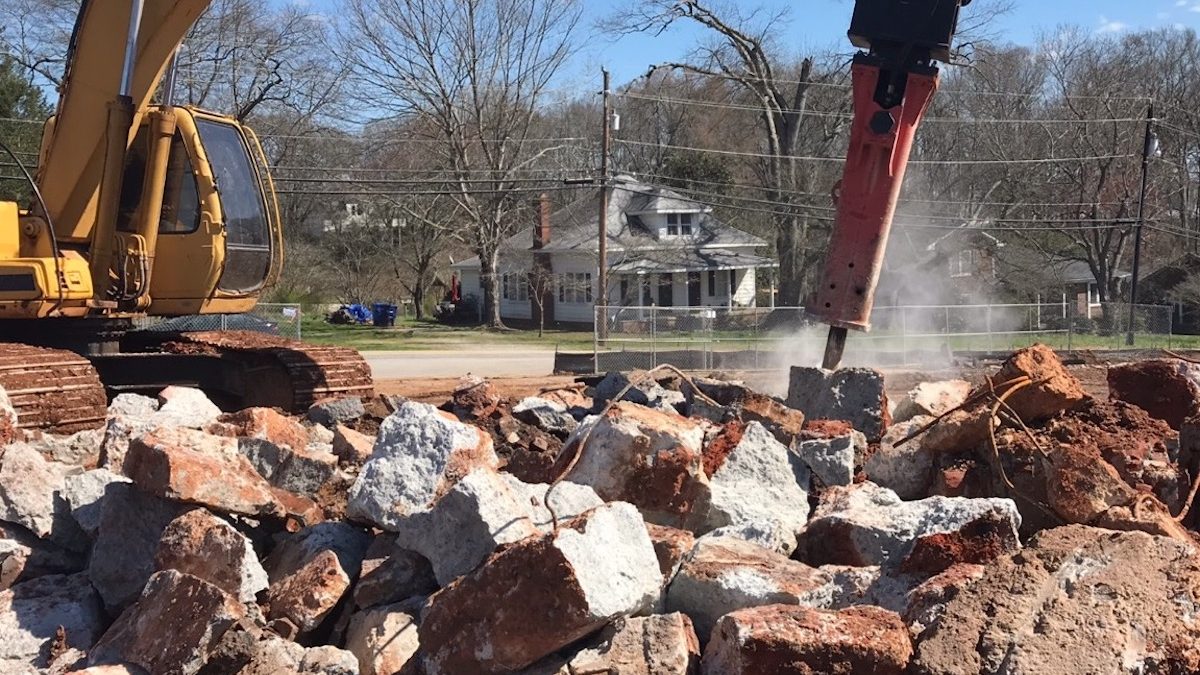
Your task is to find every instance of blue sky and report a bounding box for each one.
[298,0,1200,85]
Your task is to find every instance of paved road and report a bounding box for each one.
[366,349,557,380]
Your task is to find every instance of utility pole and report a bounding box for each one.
[597,68,612,342]
[1126,102,1158,347]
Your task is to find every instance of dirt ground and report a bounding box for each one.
[375,363,1112,405]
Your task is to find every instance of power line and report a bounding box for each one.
[273,176,586,186]
[632,171,1133,209]
[614,92,1148,125]
[274,184,587,197]
[260,133,590,144]
[617,178,1147,229]
[614,138,1137,165]
[642,69,1155,102]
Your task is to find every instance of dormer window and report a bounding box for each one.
[666,213,694,236]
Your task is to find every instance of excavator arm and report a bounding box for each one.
[38,0,213,245]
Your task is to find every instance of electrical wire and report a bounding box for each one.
[613,138,1138,165]
[613,92,1150,125]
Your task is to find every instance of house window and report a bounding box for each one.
[501,273,528,301]
[950,250,976,278]
[667,214,678,224]
[680,213,693,235]
[708,270,717,296]
[556,273,593,304]
[346,203,361,217]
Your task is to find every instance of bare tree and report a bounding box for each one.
[339,0,585,329]
[607,1,850,305]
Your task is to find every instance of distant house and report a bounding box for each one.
[451,179,774,327]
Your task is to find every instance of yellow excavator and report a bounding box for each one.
[0,0,373,433]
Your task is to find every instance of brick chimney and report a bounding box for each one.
[532,193,551,249]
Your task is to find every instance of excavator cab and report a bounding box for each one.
[111,106,282,316]
[0,106,282,320]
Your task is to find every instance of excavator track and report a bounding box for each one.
[157,331,375,412]
[0,343,108,434]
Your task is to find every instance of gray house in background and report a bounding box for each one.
[451,178,774,327]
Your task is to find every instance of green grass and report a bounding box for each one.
[299,315,595,352]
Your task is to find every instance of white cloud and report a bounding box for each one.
[1177,0,1189,7]
[1096,15,1129,33]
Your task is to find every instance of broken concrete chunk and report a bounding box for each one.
[534,613,701,675]
[794,482,1020,568]
[419,502,661,673]
[394,469,603,585]
[646,523,696,583]
[513,397,578,437]
[308,397,367,428]
[89,570,243,675]
[892,380,972,424]
[1044,444,1138,524]
[902,563,987,641]
[156,386,223,429]
[124,427,281,518]
[0,443,85,548]
[594,371,686,412]
[353,536,437,610]
[0,573,106,671]
[239,437,338,498]
[23,427,105,467]
[564,402,708,524]
[236,636,360,675]
[995,344,1088,422]
[665,537,836,640]
[864,417,938,500]
[264,522,371,584]
[703,605,912,675]
[63,469,131,539]
[207,408,310,454]
[332,425,375,464]
[344,601,421,675]
[1108,359,1200,430]
[699,422,809,551]
[89,484,185,613]
[786,367,890,441]
[347,402,497,531]
[266,550,351,633]
[0,386,15,446]
[155,509,269,602]
[914,525,1200,674]
[793,428,862,488]
[0,538,29,590]
[109,394,159,418]
[898,511,1020,576]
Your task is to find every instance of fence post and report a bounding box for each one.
[1067,311,1074,352]
[651,305,658,369]
[593,305,600,375]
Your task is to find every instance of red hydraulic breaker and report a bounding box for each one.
[808,0,971,369]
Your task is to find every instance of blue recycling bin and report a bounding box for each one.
[372,303,398,327]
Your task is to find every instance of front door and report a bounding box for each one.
[687,272,702,306]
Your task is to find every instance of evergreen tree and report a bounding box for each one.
[0,54,51,203]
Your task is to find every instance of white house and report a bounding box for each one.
[451,178,774,327]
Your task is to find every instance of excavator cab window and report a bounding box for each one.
[195,118,272,294]
[113,127,200,235]
[160,134,200,234]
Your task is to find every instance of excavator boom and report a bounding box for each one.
[38,0,213,245]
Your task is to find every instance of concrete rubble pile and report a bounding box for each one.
[2,344,1200,674]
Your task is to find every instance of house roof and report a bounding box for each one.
[451,178,767,269]
[1052,260,1132,285]
[610,249,777,274]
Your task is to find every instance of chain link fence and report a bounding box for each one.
[132,303,303,340]
[593,303,1176,373]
